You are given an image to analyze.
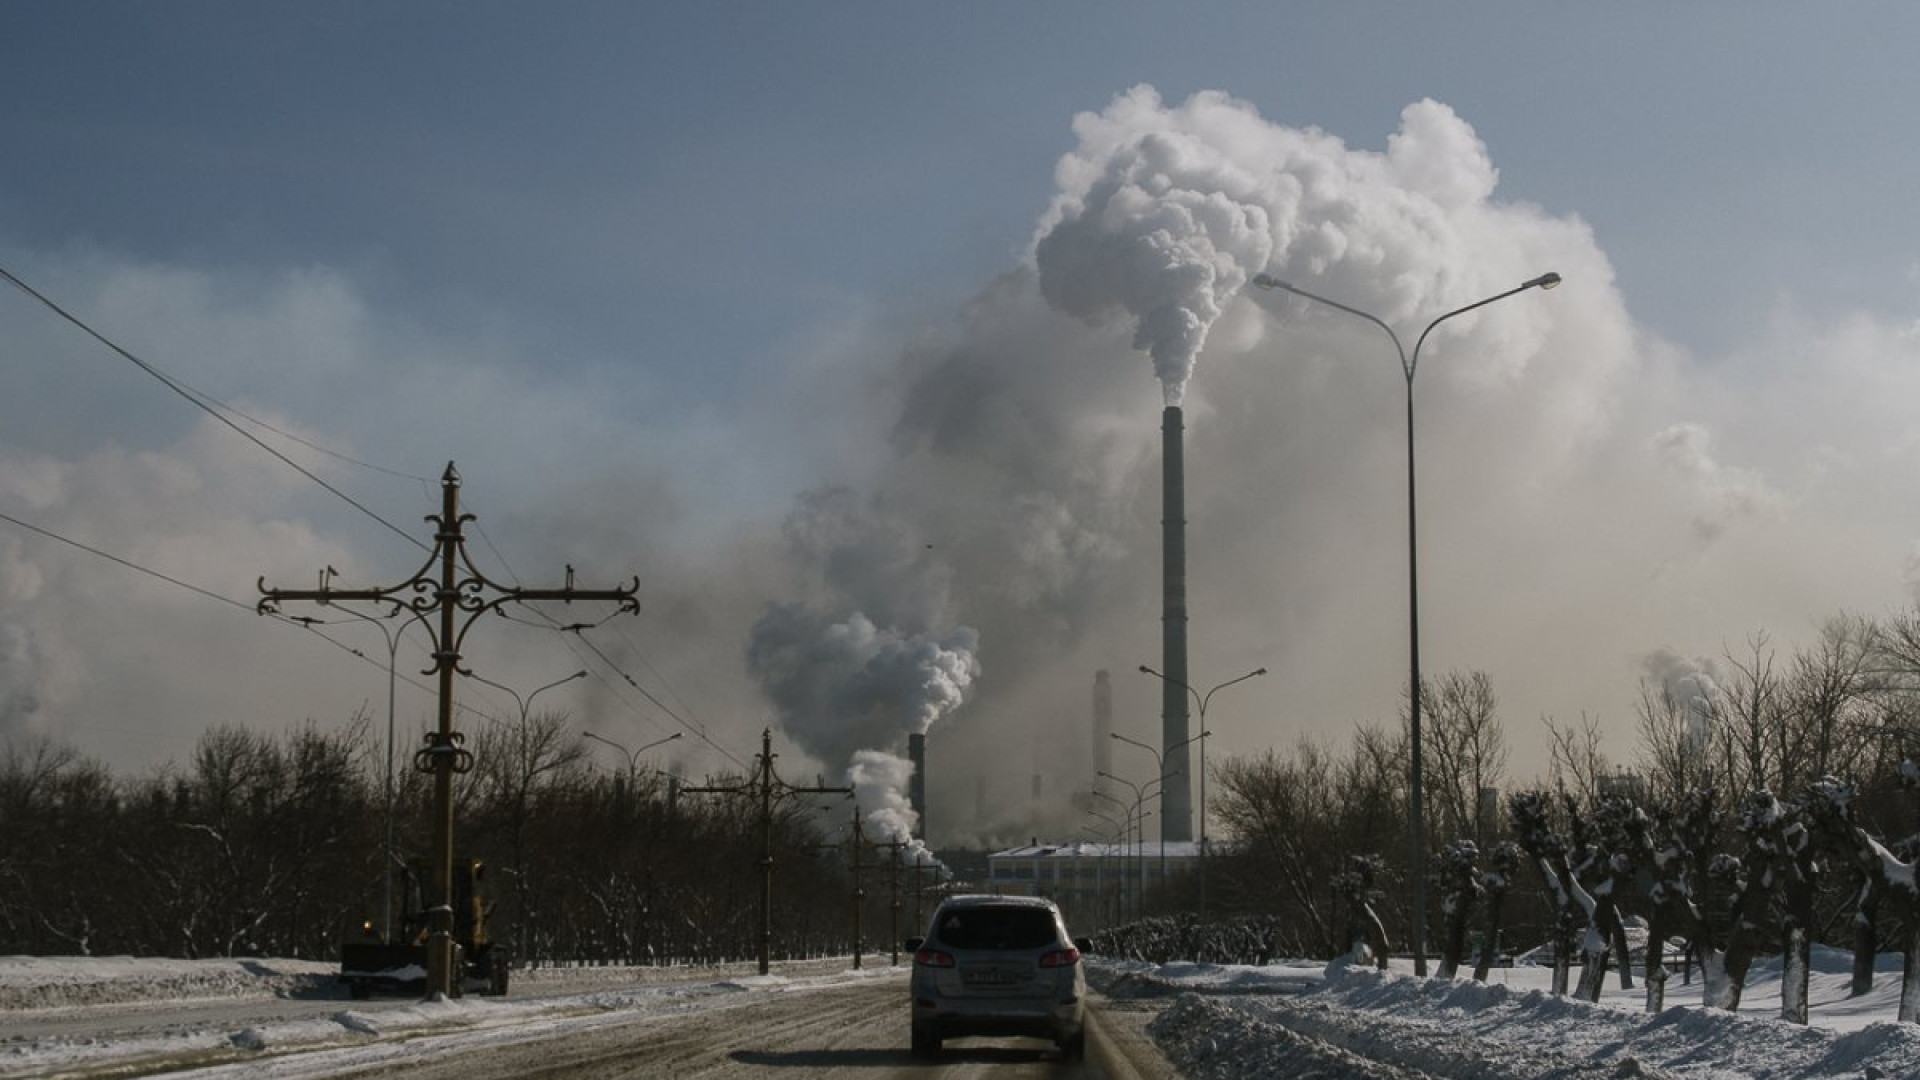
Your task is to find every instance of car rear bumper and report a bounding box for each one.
[912,994,1084,1042]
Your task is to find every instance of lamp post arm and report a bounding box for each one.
[1409,276,1555,379]
[1199,668,1268,715]
[1253,276,1409,380]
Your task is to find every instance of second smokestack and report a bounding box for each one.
[908,732,927,842]
[1161,405,1192,843]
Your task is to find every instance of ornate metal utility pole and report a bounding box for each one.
[259,463,639,998]
[683,728,851,975]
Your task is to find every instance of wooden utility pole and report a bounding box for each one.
[260,463,639,998]
[684,728,851,975]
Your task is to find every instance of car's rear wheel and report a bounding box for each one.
[910,1023,941,1058]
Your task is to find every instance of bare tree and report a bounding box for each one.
[1779,614,1878,793]
[1544,713,1611,805]
[1423,671,1510,849]
[1715,634,1785,800]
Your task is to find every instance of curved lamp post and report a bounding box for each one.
[1138,665,1266,918]
[468,669,589,726]
[1251,270,1560,975]
[583,730,685,786]
[323,602,425,944]
[1082,805,1127,927]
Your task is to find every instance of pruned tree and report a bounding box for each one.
[1803,773,1920,1022]
[1434,839,1481,979]
[1694,791,1790,1011]
[1472,841,1522,981]
[1641,788,1718,1011]
[1509,790,1580,996]
[1332,853,1390,969]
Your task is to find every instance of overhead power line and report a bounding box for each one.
[0,263,428,552]
[3,263,742,771]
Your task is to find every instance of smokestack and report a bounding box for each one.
[908,732,927,842]
[1161,405,1192,842]
[1092,670,1112,793]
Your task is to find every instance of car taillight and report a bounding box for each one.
[1039,947,1081,968]
[914,948,956,968]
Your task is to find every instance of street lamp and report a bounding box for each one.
[1138,665,1266,918]
[1251,269,1560,975]
[1109,732,1195,898]
[321,601,424,944]
[1088,788,1132,920]
[583,730,685,785]
[468,668,589,726]
[1099,769,1170,916]
[1083,805,1126,928]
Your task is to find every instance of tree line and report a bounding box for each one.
[1200,609,1920,1024]
[0,707,925,968]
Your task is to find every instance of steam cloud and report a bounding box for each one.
[747,603,978,860]
[14,81,1919,842]
[1034,85,1536,405]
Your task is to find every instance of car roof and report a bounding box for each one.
[933,893,1059,911]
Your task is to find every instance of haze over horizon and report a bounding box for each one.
[5,4,1920,846]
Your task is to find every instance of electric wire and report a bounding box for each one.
[467,512,753,770]
[0,263,430,552]
[4,264,742,771]
[0,507,443,696]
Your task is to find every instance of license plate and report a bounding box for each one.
[962,967,1025,986]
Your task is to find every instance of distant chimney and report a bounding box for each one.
[1093,670,1112,793]
[908,732,927,842]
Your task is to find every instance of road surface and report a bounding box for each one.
[3,964,1178,1080]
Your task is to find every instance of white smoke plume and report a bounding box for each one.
[17,81,1920,838]
[848,748,942,871]
[1640,647,1724,751]
[747,604,978,847]
[1652,423,1783,543]
[1033,85,1547,406]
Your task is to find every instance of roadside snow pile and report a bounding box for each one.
[1151,992,1667,1080]
[0,956,337,1010]
[1136,962,1920,1080]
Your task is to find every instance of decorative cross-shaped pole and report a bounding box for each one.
[259,462,638,998]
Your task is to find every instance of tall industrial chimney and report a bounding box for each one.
[908,732,927,841]
[1161,405,1193,842]
[1092,670,1113,794]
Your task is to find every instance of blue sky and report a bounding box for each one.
[5,4,1920,842]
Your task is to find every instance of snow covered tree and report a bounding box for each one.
[1803,774,1920,1022]
[1472,841,1522,982]
[1434,839,1481,979]
[1641,788,1719,1011]
[1509,790,1579,996]
[1692,791,1793,1011]
[1331,853,1390,969]
[1571,795,1648,999]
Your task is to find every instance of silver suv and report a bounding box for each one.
[905,894,1090,1060]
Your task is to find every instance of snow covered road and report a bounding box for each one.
[10,949,1920,1078]
[2,958,1141,1079]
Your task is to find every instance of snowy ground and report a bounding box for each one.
[3,949,1918,1078]
[1097,948,1920,1080]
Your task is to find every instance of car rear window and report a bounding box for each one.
[935,906,1058,950]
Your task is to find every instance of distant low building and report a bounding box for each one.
[985,841,1201,931]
